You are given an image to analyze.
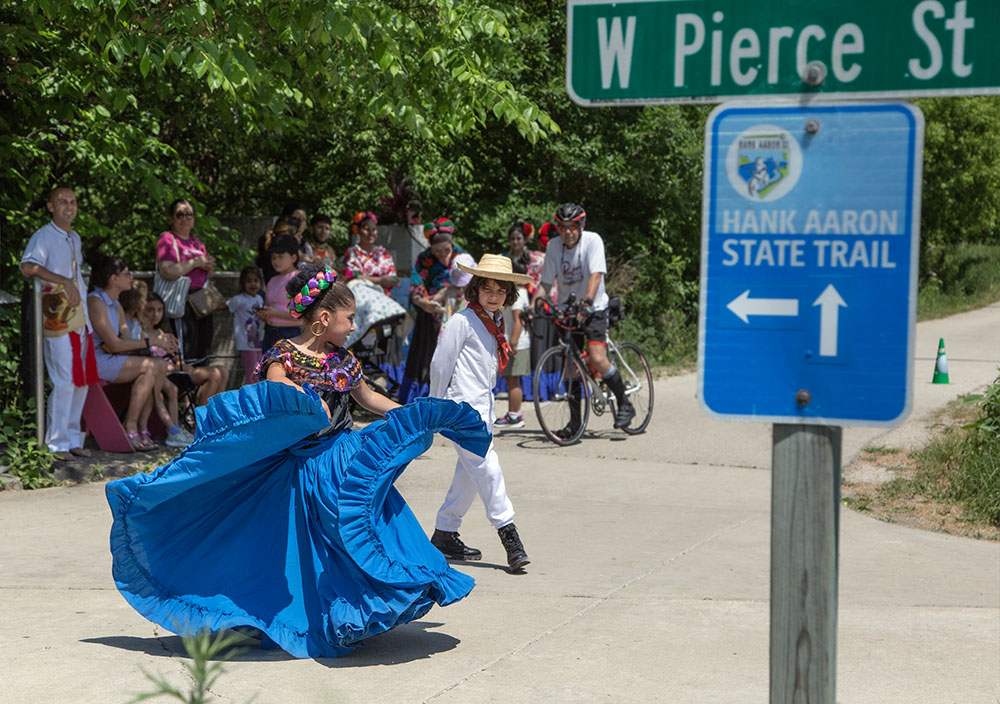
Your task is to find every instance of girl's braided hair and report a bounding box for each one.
[285,264,354,320]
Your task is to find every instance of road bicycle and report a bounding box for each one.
[529,295,654,445]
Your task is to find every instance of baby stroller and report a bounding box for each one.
[346,279,407,401]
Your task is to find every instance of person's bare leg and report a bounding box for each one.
[508,376,523,415]
[122,365,155,434]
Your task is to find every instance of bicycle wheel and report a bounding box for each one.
[532,345,591,445]
[613,341,654,434]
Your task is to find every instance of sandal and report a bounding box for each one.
[139,430,159,450]
[126,432,155,452]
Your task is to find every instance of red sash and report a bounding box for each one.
[70,331,99,387]
[467,302,512,374]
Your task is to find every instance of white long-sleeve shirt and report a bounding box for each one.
[429,307,499,430]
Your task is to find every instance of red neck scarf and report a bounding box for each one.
[467,302,512,374]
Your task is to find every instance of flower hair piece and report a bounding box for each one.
[287,266,338,319]
[424,217,455,240]
[522,221,534,240]
[351,211,378,235]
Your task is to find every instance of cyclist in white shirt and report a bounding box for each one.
[534,203,634,438]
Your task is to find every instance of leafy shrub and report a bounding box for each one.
[950,372,1000,526]
[0,301,55,488]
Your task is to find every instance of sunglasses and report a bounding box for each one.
[174,211,195,219]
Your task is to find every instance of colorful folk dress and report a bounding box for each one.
[105,339,489,658]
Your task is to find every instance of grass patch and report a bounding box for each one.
[843,372,1000,539]
[918,242,1000,320]
[861,445,900,456]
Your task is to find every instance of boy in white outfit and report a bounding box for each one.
[428,254,534,572]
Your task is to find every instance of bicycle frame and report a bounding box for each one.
[553,310,641,415]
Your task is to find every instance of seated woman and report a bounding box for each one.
[86,256,190,450]
[142,292,227,407]
[342,211,399,295]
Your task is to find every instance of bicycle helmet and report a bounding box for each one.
[554,203,586,226]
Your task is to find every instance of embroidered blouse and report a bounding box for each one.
[252,338,364,433]
[409,246,464,301]
[343,245,397,295]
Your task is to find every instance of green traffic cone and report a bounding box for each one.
[932,337,950,384]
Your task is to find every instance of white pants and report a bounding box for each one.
[435,440,515,531]
[42,334,90,452]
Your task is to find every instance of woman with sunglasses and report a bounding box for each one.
[155,198,217,361]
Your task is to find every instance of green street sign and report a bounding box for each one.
[567,0,1000,105]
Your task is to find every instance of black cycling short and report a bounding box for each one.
[570,308,609,347]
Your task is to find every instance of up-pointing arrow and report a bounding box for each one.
[813,284,847,357]
[727,290,799,324]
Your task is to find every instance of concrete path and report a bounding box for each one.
[1,303,998,703]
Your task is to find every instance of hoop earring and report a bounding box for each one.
[310,320,324,337]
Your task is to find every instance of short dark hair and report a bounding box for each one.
[311,213,332,226]
[167,198,193,218]
[285,264,355,321]
[464,275,518,307]
[239,265,264,291]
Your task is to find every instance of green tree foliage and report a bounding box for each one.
[915,96,1000,289]
[0,0,557,275]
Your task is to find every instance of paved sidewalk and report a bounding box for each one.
[1,303,998,703]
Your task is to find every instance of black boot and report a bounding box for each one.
[497,523,530,571]
[605,370,635,429]
[431,529,482,561]
[555,380,582,440]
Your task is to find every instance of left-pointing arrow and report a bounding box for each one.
[727,290,799,324]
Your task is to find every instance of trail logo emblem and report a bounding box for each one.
[726,125,802,202]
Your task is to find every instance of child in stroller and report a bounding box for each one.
[345,279,407,401]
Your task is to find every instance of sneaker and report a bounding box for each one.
[494,412,525,429]
[177,427,196,445]
[165,429,190,448]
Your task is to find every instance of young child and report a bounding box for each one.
[118,287,147,342]
[228,265,265,385]
[429,253,534,572]
[255,263,399,427]
[258,234,303,352]
[307,214,336,267]
[143,292,226,408]
[494,259,531,429]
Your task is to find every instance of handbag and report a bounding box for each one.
[153,233,191,318]
[41,253,86,337]
[187,279,225,319]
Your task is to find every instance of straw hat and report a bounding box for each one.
[455,253,534,286]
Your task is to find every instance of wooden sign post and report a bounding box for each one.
[770,424,842,703]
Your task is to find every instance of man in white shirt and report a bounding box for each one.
[20,187,95,460]
[534,203,634,437]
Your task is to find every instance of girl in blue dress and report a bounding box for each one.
[105,264,490,658]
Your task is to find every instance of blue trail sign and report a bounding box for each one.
[697,101,923,426]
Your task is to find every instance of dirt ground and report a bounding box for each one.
[842,400,1000,542]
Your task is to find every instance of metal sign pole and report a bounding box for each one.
[769,424,841,703]
[33,279,45,448]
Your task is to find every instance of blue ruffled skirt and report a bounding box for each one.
[105,382,490,658]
